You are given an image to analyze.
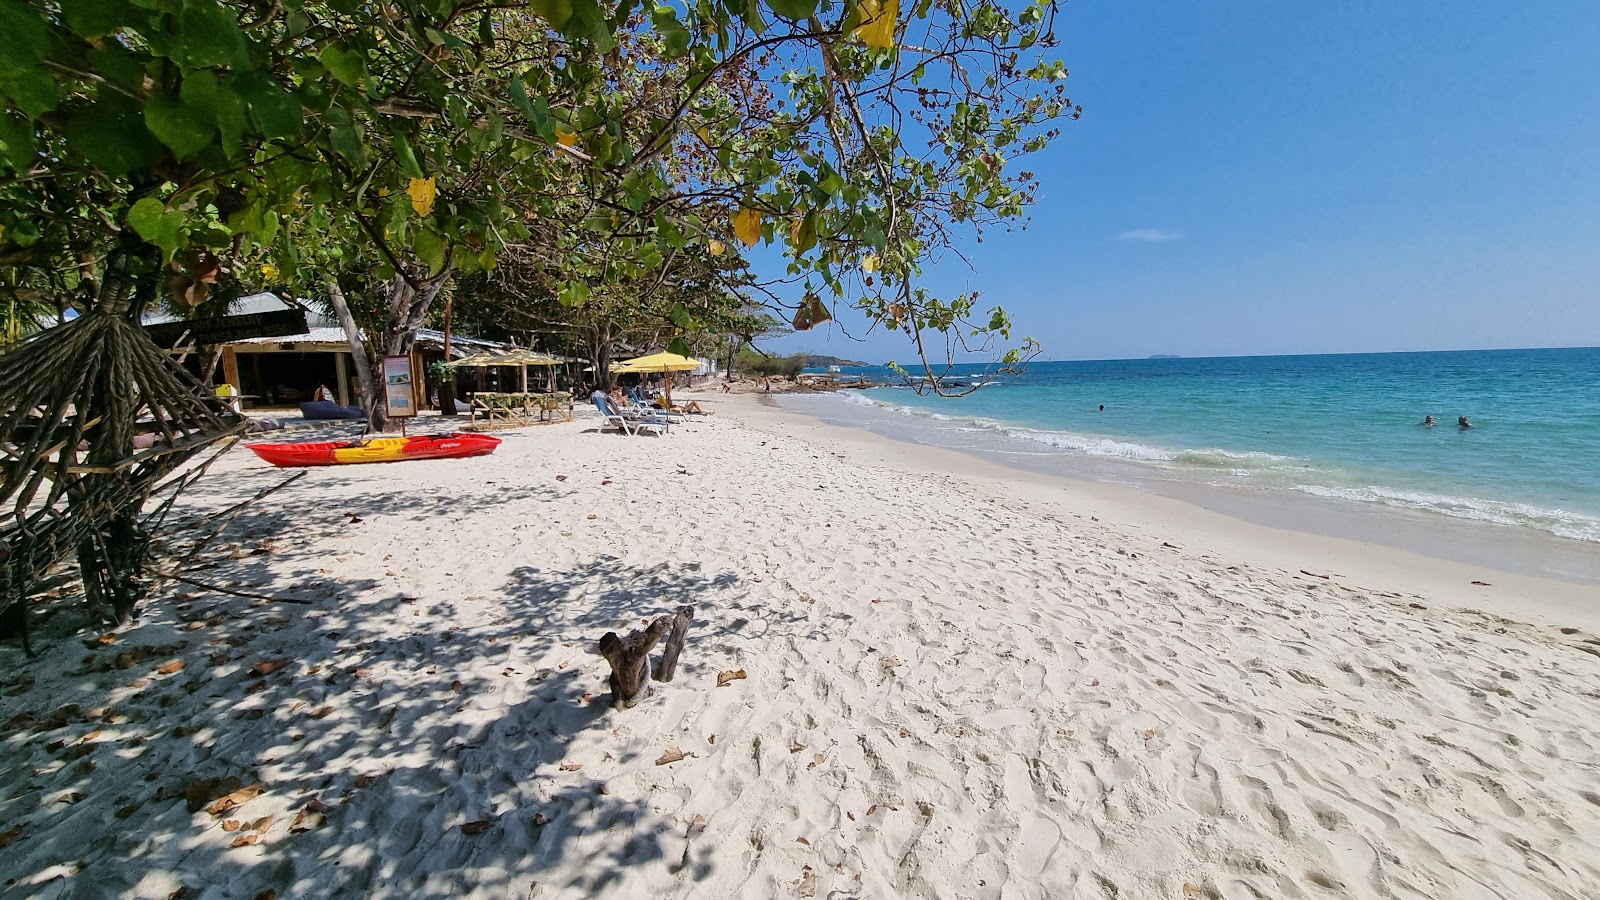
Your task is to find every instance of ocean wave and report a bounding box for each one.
[1294,484,1600,543]
[841,392,1285,465]
[832,390,1600,544]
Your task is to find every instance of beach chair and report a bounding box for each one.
[628,387,687,422]
[592,396,665,436]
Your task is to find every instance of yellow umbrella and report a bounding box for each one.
[612,351,700,404]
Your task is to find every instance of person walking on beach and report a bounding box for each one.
[1458,415,1473,429]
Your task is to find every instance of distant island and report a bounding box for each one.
[804,354,870,367]
[1147,354,1181,360]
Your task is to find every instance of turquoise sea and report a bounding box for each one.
[798,348,1600,545]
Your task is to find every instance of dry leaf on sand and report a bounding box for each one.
[716,669,747,687]
[229,833,260,848]
[221,820,242,832]
[205,784,264,816]
[797,865,818,897]
[156,660,184,675]
[559,761,583,772]
[250,658,291,676]
[656,746,689,766]
[289,807,323,832]
[689,814,707,833]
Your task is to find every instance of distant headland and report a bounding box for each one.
[1147,354,1182,360]
[805,354,871,367]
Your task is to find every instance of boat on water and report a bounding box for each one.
[247,433,502,468]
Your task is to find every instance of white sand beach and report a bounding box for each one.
[4,396,1599,899]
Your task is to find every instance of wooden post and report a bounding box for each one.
[653,606,694,683]
[335,352,351,407]
[221,347,241,393]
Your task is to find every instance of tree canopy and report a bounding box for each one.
[1,0,1076,417]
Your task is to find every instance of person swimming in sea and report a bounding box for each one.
[1422,415,1436,427]
[1458,415,1472,429]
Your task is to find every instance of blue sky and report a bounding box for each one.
[765,1,1600,363]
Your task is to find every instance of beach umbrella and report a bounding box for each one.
[612,351,700,404]
[444,351,504,367]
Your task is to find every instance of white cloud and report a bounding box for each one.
[1116,228,1181,242]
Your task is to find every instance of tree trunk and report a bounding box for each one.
[439,294,458,416]
[326,279,385,432]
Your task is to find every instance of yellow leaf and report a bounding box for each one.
[790,218,802,243]
[861,254,880,273]
[377,186,390,197]
[733,208,761,247]
[697,126,711,144]
[555,128,578,147]
[853,0,899,51]
[407,177,436,216]
[260,264,278,280]
[708,239,726,256]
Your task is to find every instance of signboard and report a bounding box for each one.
[382,356,417,418]
[143,308,309,349]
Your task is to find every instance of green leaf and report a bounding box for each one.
[528,0,574,29]
[64,92,162,176]
[126,197,185,260]
[413,228,446,271]
[667,303,693,328]
[563,0,614,50]
[230,71,302,139]
[0,0,50,69]
[63,0,136,38]
[90,44,146,93]
[176,4,249,68]
[144,93,214,157]
[743,2,766,32]
[0,66,58,118]
[181,72,247,158]
[0,110,32,171]
[320,45,368,88]
[393,131,424,179]
[557,281,589,307]
[668,337,693,357]
[765,0,818,20]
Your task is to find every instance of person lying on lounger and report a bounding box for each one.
[657,394,713,415]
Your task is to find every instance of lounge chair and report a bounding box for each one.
[593,396,665,436]
[628,387,687,422]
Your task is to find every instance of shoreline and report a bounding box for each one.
[709,390,1600,631]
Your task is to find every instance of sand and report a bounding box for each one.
[2,395,1598,899]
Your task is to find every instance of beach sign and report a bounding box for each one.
[383,356,416,418]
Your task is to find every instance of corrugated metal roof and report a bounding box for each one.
[230,326,513,357]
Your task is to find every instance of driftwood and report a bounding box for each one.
[653,606,693,682]
[597,605,694,709]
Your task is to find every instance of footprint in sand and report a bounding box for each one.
[1007,811,1063,879]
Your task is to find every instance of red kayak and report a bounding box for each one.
[247,433,502,468]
